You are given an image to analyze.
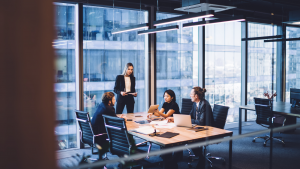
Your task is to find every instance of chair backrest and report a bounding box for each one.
[102,115,131,156]
[181,98,193,115]
[212,104,229,129]
[254,98,273,126]
[75,110,94,146]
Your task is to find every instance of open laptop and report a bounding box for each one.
[173,114,193,127]
[147,105,159,113]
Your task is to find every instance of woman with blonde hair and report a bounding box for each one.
[114,63,137,114]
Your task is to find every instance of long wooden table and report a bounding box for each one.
[239,102,300,134]
[119,113,233,168]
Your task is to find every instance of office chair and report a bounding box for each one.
[181,98,193,115]
[103,115,152,168]
[74,110,108,157]
[205,104,229,168]
[252,98,286,146]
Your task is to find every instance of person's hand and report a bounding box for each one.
[153,109,159,114]
[121,92,128,96]
[166,117,174,123]
[119,114,127,121]
[133,92,138,97]
[147,113,152,118]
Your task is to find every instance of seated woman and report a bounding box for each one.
[149,89,180,118]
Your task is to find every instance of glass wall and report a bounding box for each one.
[247,23,277,104]
[205,22,242,123]
[156,13,198,109]
[83,6,148,117]
[53,3,77,150]
[286,26,300,102]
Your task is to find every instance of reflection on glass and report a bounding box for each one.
[247,23,277,105]
[205,22,242,123]
[286,26,300,102]
[54,3,77,150]
[156,13,198,110]
[83,6,148,117]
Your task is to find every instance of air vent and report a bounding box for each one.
[175,3,235,13]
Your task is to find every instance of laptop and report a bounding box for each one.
[173,114,193,127]
[147,105,159,113]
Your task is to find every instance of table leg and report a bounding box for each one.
[229,140,232,169]
[239,108,242,134]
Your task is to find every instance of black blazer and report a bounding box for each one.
[91,102,116,143]
[114,75,136,103]
[189,99,213,126]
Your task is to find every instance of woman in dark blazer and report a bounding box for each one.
[114,63,137,114]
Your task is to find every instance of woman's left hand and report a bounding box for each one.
[133,92,138,97]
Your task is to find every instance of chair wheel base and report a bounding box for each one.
[252,139,255,142]
[263,143,267,147]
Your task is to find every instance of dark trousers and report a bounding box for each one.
[116,96,134,114]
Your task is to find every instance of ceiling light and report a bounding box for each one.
[112,23,149,34]
[138,25,179,35]
[153,10,214,26]
[183,16,245,28]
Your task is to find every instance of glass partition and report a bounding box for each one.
[156,12,199,109]
[286,26,300,102]
[82,5,148,117]
[53,3,77,149]
[247,23,277,104]
[205,22,242,123]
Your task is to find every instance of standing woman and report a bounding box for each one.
[114,63,137,114]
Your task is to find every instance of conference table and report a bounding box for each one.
[239,102,300,134]
[119,113,233,168]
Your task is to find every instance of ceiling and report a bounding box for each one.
[63,0,300,24]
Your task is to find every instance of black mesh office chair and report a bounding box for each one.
[205,104,229,168]
[75,110,107,155]
[103,115,152,167]
[252,98,286,146]
[181,98,193,115]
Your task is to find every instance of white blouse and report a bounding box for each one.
[124,76,131,92]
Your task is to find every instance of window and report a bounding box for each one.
[205,22,242,123]
[53,3,77,149]
[83,6,148,117]
[286,26,300,102]
[247,23,277,104]
[156,13,198,109]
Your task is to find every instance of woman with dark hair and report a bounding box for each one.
[149,89,180,118]
[114,63,137,114]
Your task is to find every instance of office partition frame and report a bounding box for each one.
[75,3,84,149]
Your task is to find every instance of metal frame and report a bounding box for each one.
[148,6,156,106]
[240,21,248,134]
[198,21,205,88]
[75,3,84,149]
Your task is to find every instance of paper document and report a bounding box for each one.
[150,120,168,125]
[131,126,159,134]
[155,123,176,129]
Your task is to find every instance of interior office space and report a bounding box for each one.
[1,0,300,169]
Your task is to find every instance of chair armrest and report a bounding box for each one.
[136,141,150,147]
[94,133,107,137]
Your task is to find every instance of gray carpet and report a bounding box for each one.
[57,121,300,169]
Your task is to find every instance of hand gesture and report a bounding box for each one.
[121,92,128,96]
[166,117,174,123]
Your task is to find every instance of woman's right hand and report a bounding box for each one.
[147,113,152,118]
[121,92,128,96]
